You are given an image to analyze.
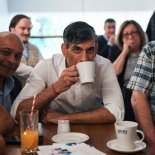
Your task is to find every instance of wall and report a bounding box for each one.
[0,0,9,31]
[7,0,155,13]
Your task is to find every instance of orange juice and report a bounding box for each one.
[21,128,38,150]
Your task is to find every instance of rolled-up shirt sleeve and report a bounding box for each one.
[11,60,48,119]
[100,60,124,121]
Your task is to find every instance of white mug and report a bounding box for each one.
[115,121,144,151]
[76,61,95,84]
[57,120,70,134]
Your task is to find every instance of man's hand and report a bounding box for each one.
[108,35,115,45]
[53,65,79,94]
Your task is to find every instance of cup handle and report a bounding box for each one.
[135,130,144,144]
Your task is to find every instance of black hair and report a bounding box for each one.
[63,21,96,47]
[104,18,116,24]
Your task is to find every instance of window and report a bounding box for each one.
[10,11,153,58]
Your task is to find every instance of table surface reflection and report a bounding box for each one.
[4,123,150,155]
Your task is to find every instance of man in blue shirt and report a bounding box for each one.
[0,31,23,154]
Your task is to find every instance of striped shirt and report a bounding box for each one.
[127,41,155,120]
[124,55,139,86]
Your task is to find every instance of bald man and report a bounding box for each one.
[0,31,23,154]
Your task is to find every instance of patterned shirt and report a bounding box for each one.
[124,55,139,86]
[127,41,155,120]
[21,42,43,67]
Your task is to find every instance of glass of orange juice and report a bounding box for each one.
[20,110,39,153]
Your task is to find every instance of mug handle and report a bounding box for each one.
[134,130,145,144]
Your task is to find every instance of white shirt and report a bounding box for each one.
[11,54,124,121]
[15,63,33,79]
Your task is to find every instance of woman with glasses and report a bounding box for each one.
[113,20,146,121]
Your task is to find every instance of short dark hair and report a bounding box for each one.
[63,21,96,47]
[9,14,30,31]
[104,18,116,25]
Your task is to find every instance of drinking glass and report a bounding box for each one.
[20,110,39,153]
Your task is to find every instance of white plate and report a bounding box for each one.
[52,132,89,144]
[107,139,146,153]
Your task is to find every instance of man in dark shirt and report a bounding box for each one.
[97,18,119,62]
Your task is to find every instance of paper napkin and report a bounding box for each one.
[38,143,106,155]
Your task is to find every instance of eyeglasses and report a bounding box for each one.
[123,31,139,39]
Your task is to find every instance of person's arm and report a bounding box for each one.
[113,44,129,76]
[131,91,155,154]
[15,65,79,121]
[42,107,115,124]
[0,106,14,135]
[0,135,5,155]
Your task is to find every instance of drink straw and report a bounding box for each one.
[30,94,37,120]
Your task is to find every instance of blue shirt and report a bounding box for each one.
[0,77,14,112]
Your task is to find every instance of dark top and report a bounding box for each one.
[97,35,120,62]
[117,57,135,121]
[10,76,22,104]
[146,11,155,41]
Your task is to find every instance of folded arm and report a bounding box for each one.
[42,107,116,124]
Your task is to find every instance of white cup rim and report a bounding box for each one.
[115,121,138,128]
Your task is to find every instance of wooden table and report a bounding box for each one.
[4,123,150,155]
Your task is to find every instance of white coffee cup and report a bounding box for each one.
[76,61,95,84]
[57,120,70,134]
[115,121,144,151]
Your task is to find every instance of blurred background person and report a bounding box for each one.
[9,14,43,86]
[97,18,119,62]
[9,14,43,67]
[113,20,146,121]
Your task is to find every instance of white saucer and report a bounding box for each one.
[52,132,89,144]
[107,139,146,153]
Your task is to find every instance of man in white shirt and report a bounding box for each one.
[11,21,124,124]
